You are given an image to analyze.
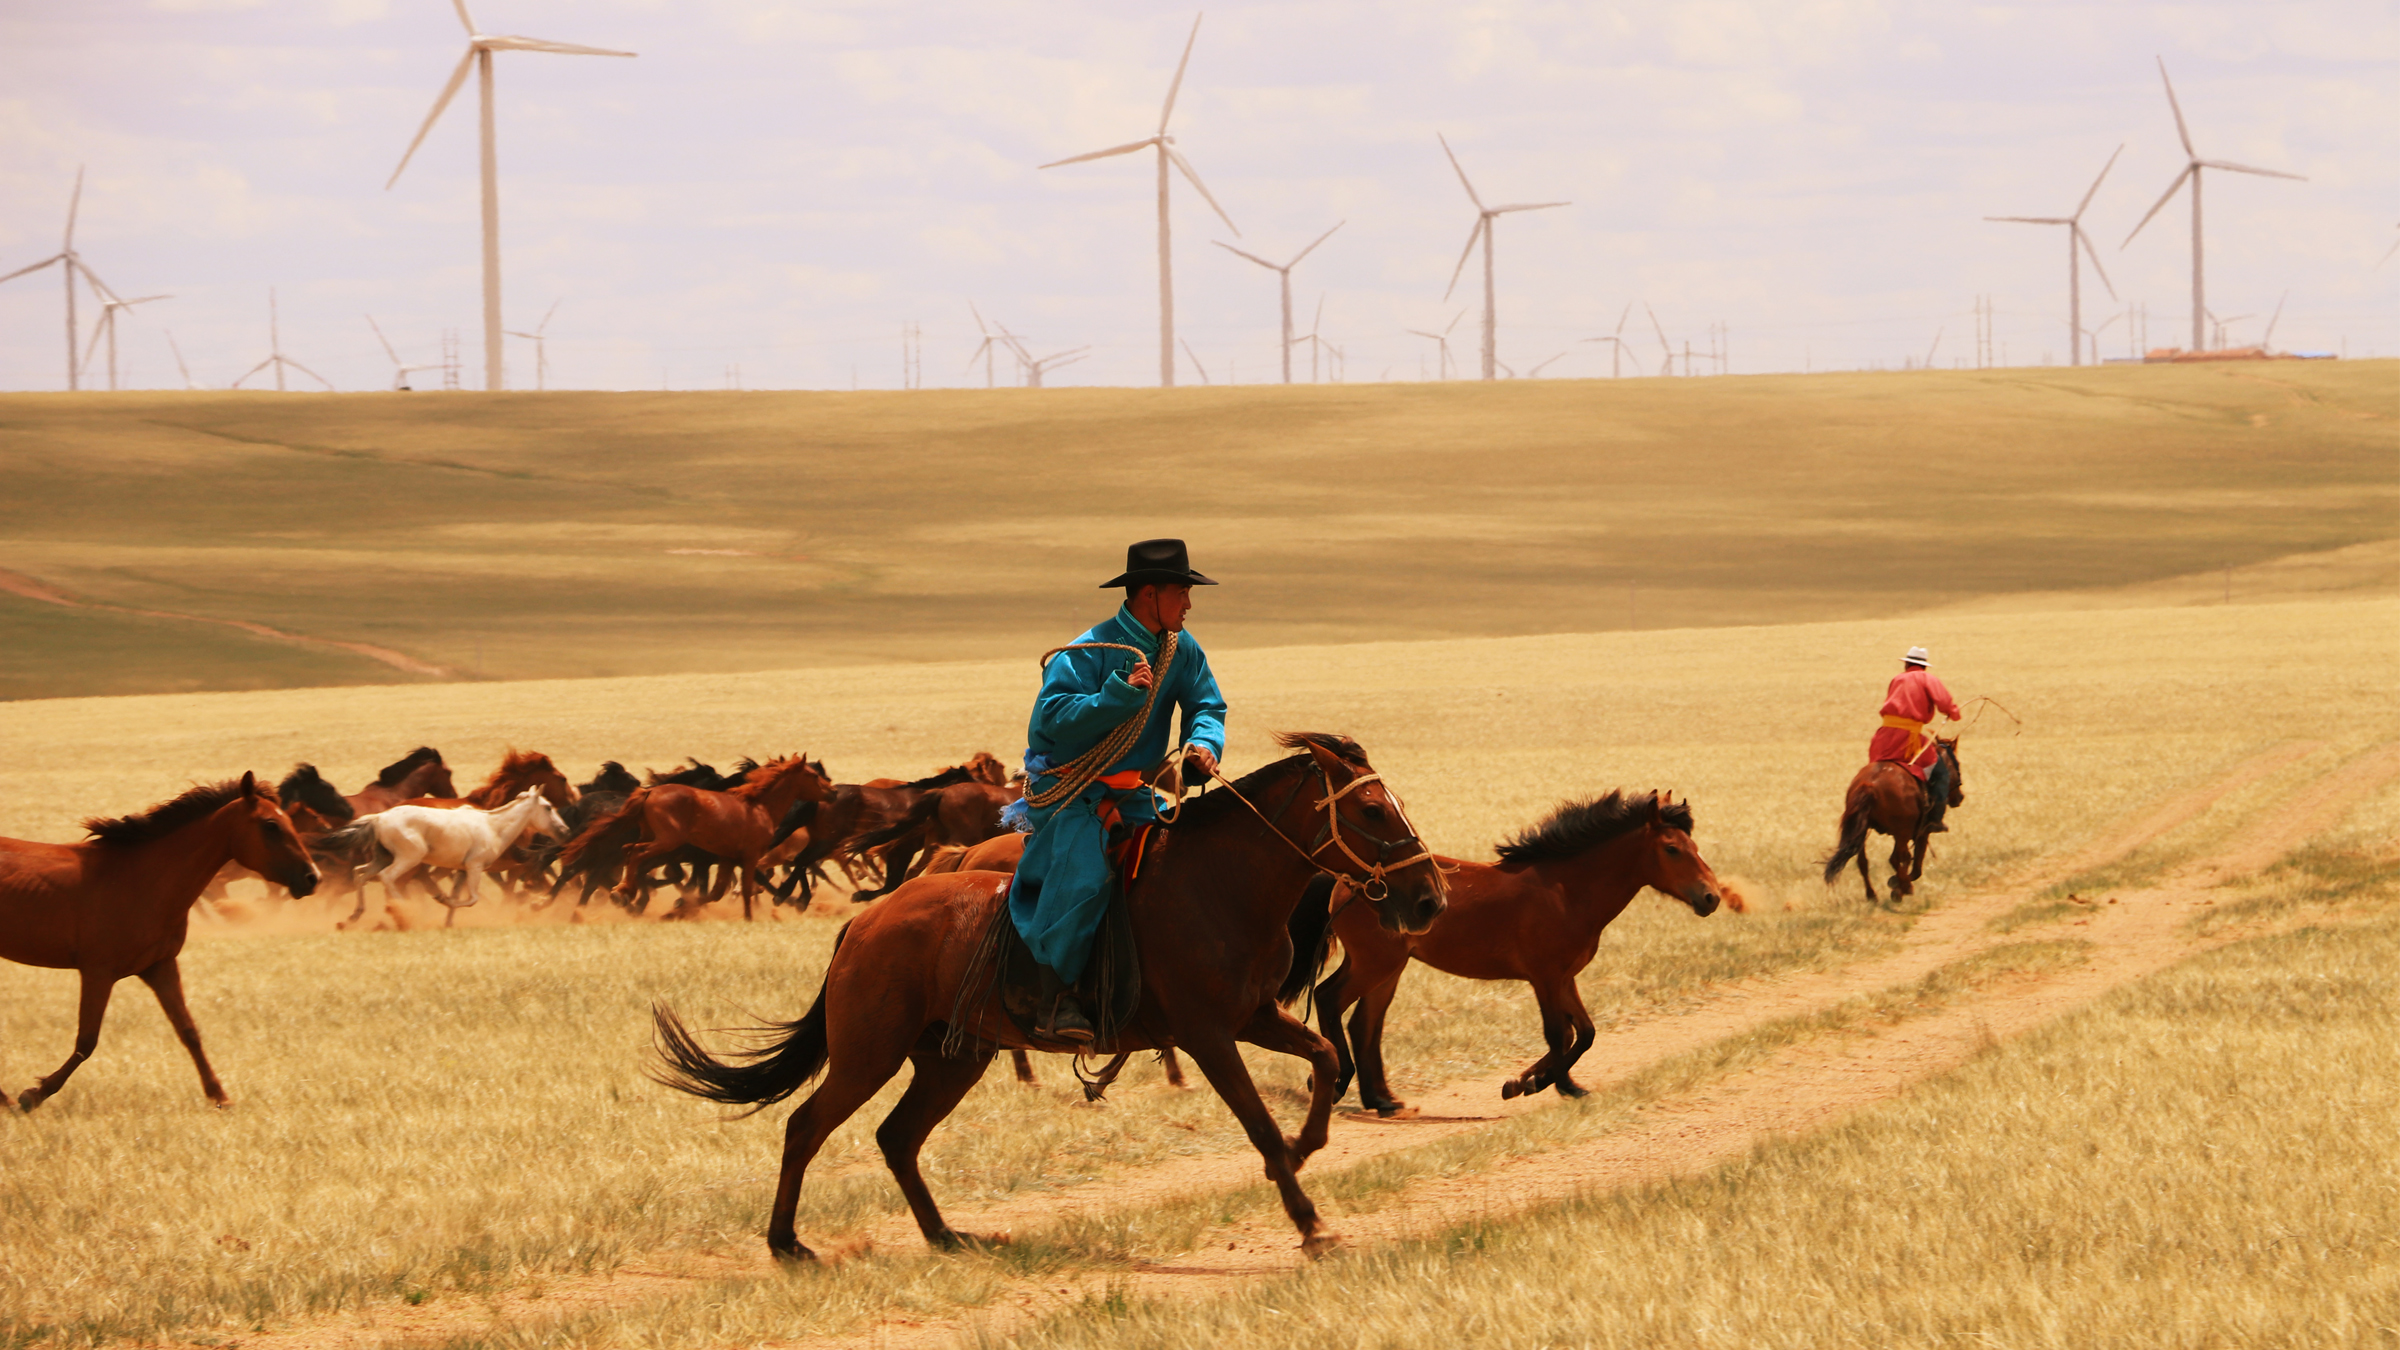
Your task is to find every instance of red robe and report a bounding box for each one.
[1868,668,1960,779]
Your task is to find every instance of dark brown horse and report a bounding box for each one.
[343,747,456,817]
[652,733,1448,1261]
[1314,791,1731,1116]
[1824,738,1964,906]
[846,775,1024,902]
[767,756,1001,907]
[0,775,320,1111]
[567,755,833,919]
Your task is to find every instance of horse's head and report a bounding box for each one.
[515,785,572,841]
[229,772,321,898]
[277,762,355,824]
[1635,791,1726,917]
[403,759,458,800]
[1287,733,1448,935]
[516,750,578,810]
[1936,737,1964,809]
[966,751,1008,786]
[583,760,642,797]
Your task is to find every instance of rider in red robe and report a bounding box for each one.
[1871,646,1962,828]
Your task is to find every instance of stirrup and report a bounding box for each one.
[1040,996,1095,1044]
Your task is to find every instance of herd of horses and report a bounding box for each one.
[0,729,1964,1264]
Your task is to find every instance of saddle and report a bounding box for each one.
[943,826,1156,1058]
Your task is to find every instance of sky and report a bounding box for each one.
[2,0,2395,392]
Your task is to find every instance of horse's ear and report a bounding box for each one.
[240,770,258,798]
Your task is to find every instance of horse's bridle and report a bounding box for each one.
[1169,750,1439,903]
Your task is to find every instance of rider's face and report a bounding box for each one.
[1134,584,1194,633]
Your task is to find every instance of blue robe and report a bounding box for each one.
[1007,605,1227,980]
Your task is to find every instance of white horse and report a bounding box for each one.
[339,788,570,928]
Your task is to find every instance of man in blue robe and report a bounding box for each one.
[1009,539,1227,1043]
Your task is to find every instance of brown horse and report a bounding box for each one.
[767,757,999,907]
[343,747,457,817]
[569,755,833,919]
[847,775,1024,902]
[652,733,1448,1261]
[1314,791,1730,1116]
[0,775,320,1111]
[1824,738,1964,906]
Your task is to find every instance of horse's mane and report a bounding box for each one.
[471,748,557,794]
[903,764,977,792]
[277,763,354,822]
[1169,732,1370,831]
[648,759,725,788]
[581,761,641,796]
[84,780,248,848]
[730,755,815,801]
[374,746,444,788]
[1494,790,1693,865]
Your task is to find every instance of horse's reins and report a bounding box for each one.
[1177,753,1440,906]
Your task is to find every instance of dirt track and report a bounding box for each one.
[195,741,2396,1350]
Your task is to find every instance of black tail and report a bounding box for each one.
[1822,803,1872,884]
[851,792,938,854]
[1278,872,1341,1007]
[650,975,834,1115]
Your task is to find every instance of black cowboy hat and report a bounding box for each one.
[1100,538,1218,589]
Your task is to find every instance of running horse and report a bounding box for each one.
[652,733,1449,1261]
[844,772,1025,902]
[1314,790,1732,1115]
[568,755,834,919]
[1824,737,1964,906]
[0,775,320,1111]
[343,747,457,817]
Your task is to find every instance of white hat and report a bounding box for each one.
[1904,646,1930,666]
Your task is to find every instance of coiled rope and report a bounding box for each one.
[1023,634,1179,812]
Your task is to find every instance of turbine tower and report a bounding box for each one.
[1986,146,2122,366]
[505,299,561,390]
[386,0,634,391]
[82,292,172,391]
[1039,13,1239,388]
[2121,57,2304,353]
[0,168,124,391]
[1213,222,1342,383]
[1438,134,1569,381]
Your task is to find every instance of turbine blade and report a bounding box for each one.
[1614,300,1633,337]
[368,315,401,365]
[1985,216,2070,225]
[71,258,123,305]
[2262,290,2287,347]
[2201,159,2306,182]
[2121,166,2193,248]
[2077,225,2118,301]
[122,293,172,307]
[539,298,561,333]
[1287,220,1344,267]
[81,315,109,372]
[1166,148,1238,235]
[1158,12,1202,135]
[2074,143,2125,219]
[1436,133,1484,210]
[284,358,336,391]
[969,300,991,335]
[504,330,538,339]
[232,357,274,388]
[451,0,477,35]
[388,48,478,189]
[1213,241,1280,269]
[1444,309,1465,335]
[1491,201,1570,214]
[480,36,637,57]
[2156,58,2195,160]
[1442,217,1484,301]
[65,165,84,249]
[1646,302,1670,355]
[1310,292,1324,334]
[1040,137,1157,169]
[0,255,65,286]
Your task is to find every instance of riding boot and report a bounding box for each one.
[1922,759,1956,834]
[1034,963,1095,1045]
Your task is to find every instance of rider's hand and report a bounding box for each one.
[1125,659,1154,691]
[1185,745,1218,778]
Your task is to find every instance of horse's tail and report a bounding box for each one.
[1278,873,1342,1008]
[1822,791,1874,885]
[556,790,647,878]
[314,818,377,871]
[648,929,843,1114]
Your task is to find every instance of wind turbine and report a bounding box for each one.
[385,0,634,391]
[233,289,333,392]
[1213,222,1342,383]
[1405,312,1465,380]
[1438,134,1569,381]
[1293,294,1334,383]
[965,303,1018,388]
[504,299,561,390]
[2260,291,2288,350]
[1026,346,1090,389]
[1039,13,1238,388]
[2122,58,2305,354]
[81,292,171,391]
[1179,338,1213,385]
[1645,303,1675,375]
[0,167,126,391]
[164,330,198,390]
[368,315,445,391]
[1987,145,2122,367]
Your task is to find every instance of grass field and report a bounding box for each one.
[2,359,2393,698]
[1,593,2393,1348]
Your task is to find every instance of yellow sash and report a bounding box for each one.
[1880,714,1927,758]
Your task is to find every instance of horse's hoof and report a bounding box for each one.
[1375,1104,1418,1120]
[1299,1230,1345,1260]
[1556,1080,1588,1099]
[16,1088,46,1114]
[938,1230,1009,1252]
[1500,1079,1524,1100]
[768,1240,817,1266]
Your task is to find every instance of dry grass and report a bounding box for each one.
[1004,907,2400,1350]
[1,360,2392,698]
[0,595,2392,1346]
